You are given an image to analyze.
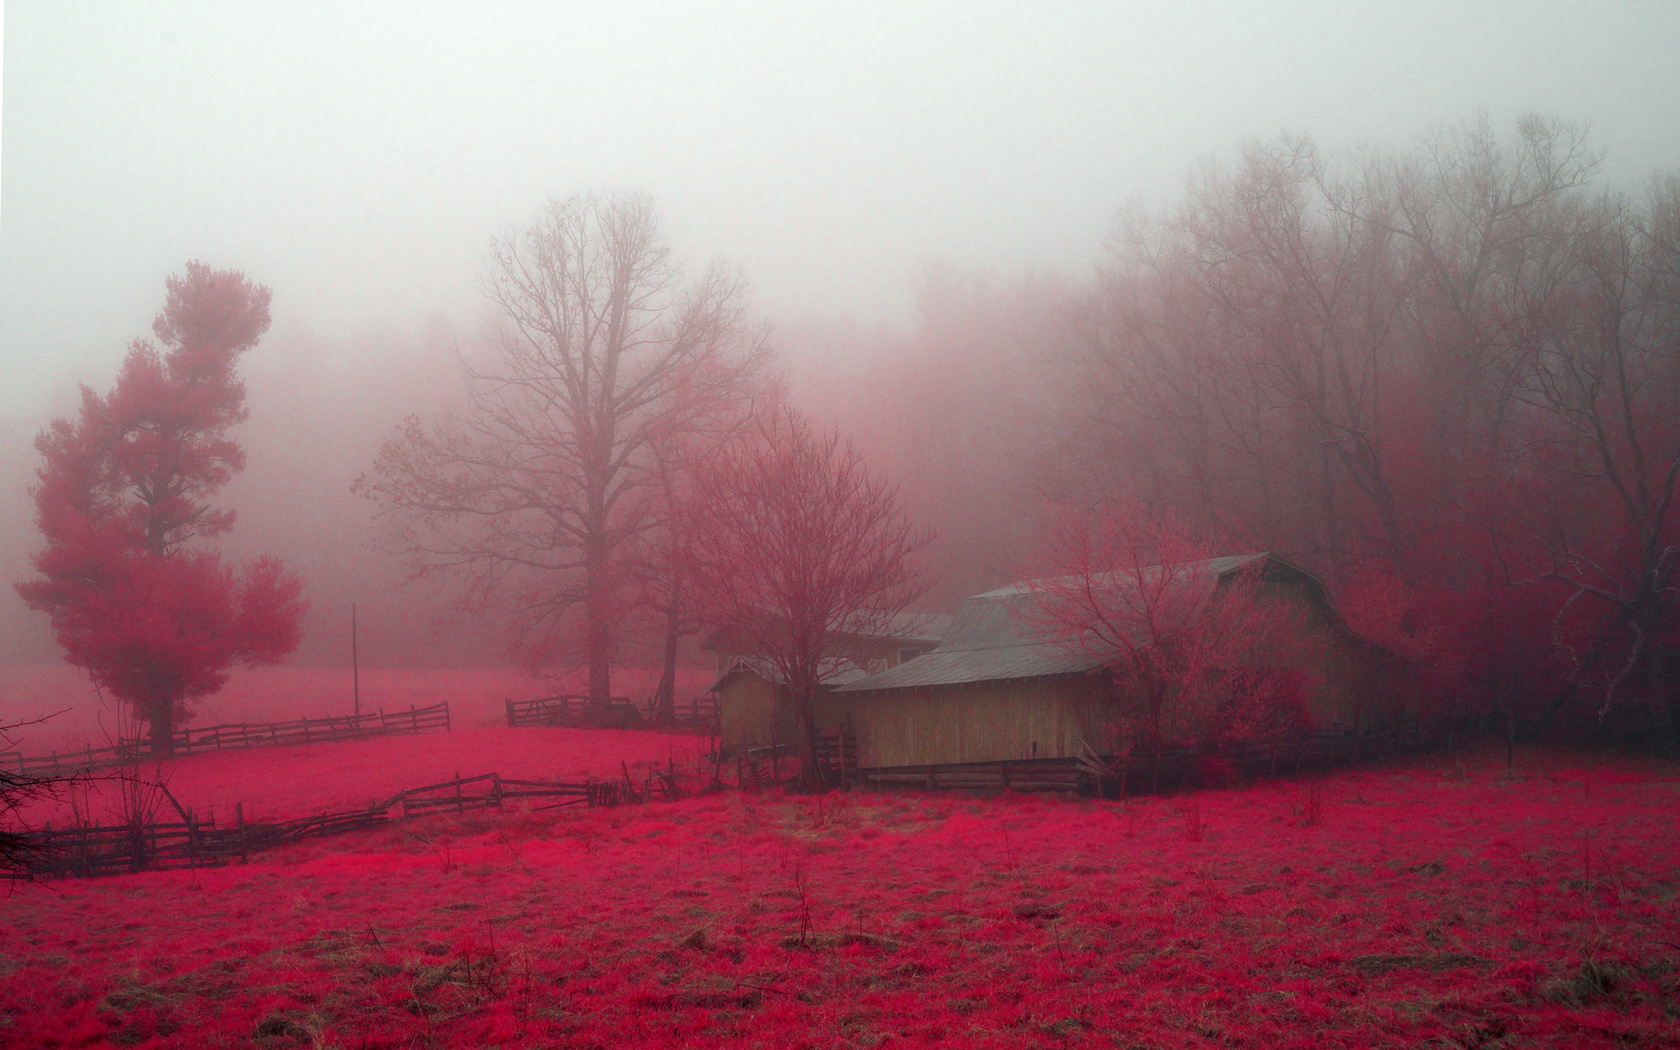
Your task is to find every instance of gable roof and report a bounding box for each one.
[707,654,877,694]
[833,553,1325,693]
[702,610,953,653]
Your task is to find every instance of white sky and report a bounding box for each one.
[2,0,1678,419]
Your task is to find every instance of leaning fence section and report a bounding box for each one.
[2,702,452,780]
[18,759,691,880]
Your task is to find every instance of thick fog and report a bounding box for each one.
[2,1,1678,670]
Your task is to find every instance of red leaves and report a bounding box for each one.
[1028,503,1324,750]
[16,265,303,753]
[684,409,934,775]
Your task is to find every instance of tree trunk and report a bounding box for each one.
[148,696,175,759]
[794,687,824,793]
[585,534,613,713]
[654,605,680,727]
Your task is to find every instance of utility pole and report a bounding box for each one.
[352,602,361,717]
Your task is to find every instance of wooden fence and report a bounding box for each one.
[859,758,1086,793]
[14,717,1464,878]
[17,759,689,880]
[0,702,451,780]
[506,695,719,732]
[855,722,1448,797]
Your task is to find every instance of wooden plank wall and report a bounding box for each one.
[850,678,1106,768]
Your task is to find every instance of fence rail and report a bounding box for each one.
[855,722,1444,796]
[2,702,451,779]
[17,760,673,879]
[506,695,718,732]
[14,717,1463,878]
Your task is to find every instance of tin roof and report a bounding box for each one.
[833,553,1308,693]
[707,655,876,694]
[702,610,953,652]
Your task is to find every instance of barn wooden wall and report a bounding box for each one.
[846,677,1106,768]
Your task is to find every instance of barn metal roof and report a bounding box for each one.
[832,552,1306,693]
[707,655,876,694]
[828,640,1108,691]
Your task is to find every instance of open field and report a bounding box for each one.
[5,749,1679,1048]
[14,724,714,829]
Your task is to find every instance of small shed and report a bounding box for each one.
[702,612,952,753]
[830,553,1385,770]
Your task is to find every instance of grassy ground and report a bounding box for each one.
[4,748,1679,1048]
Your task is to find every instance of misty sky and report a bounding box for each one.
[3,1,1678,421]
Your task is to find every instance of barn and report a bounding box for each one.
[827,553,1389,772]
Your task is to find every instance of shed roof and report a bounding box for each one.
[833,552,1320,693]
[707,655,876,694]
[702,610,953,652]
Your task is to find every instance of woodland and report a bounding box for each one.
[3,113,1680,1047]
[6,115,1679,755]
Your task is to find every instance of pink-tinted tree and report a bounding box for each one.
[17,264,306,757]
[1028,503,1321,757]
[683,409,934,786]
[629,358,777,725]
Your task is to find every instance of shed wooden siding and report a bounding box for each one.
[717,674,796,751]
[847,676,1106,768]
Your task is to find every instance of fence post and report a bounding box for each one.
[455,771,464,814]
[237,802,248,865]
[493,774,503,811]
[445,702,452,733]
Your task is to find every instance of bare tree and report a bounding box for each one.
[631,364,775,724]
[358,193,767,710]
[0,719,57,878]
[683,409,934,786]
[1495,178,1680,742]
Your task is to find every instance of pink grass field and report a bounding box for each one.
[15,724,714,828]
[5,749,1679,1048]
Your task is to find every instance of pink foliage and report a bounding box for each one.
[16,265,305,755]
[1029,503,1321,751]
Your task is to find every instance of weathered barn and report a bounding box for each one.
[828,553,1387,770]
[702,613,951,752]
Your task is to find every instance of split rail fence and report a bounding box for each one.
[856,720,1449,796]
[18,759,689,880]
[0,702,452,780]
[15,716,1466,879]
